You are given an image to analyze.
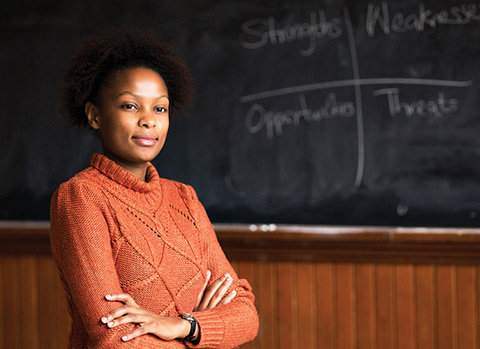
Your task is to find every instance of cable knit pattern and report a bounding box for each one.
[50,153,259,348]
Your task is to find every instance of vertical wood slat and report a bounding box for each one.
[55,267,70,347]
[336,264,355,349]
[3,256,21,349]
[256,262,277,348]
[277,262,297,349]
[297,263,316,349]
[355,264,376,349]
[415,265,436,349]
[375,264,396,349]
[316,263,336,349]
[0,258,4,349]
[396,265,415,349]
[19,256,39,349]
[37,256,56,349]
[437,265,457,349]
[235,261,257,349]
[457,265,477,349]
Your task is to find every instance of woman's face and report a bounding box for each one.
[86,67,170,175]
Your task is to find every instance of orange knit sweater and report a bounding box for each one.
[50,153,258,348]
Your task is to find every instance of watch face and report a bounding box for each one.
[182,312,195,322]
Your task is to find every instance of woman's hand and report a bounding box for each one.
[194,270,236,312]
[101,294,189,342]
[101,271,236,342]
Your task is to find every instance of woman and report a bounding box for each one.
[50,27,259,348]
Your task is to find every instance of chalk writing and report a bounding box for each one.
[366,2,480,37]
[372,88,458,117]
[239,4,474,189]
[245,94,355,139]
[240,10,343,56]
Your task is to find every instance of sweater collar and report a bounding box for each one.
[90,153,160,193]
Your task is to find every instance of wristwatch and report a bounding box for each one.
[181,312,197,341]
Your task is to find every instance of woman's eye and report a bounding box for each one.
[122,104,137,110]
[155,107,168,113]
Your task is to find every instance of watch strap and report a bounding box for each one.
[181,312,197,341]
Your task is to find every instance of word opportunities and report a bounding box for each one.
[245,94,355,139]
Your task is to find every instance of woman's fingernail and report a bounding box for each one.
[105,294,112,299]
[108,321,114,327]
[101,317,108,323]
[122,336,128,341]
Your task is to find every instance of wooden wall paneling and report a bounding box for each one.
[4,225,480,349]
[0,258,4,349]
[19,256,39,349]
[478,266,480,349]
[230,261,239,276]
[396,264,416,349]
[54,268,70,347]
[256,262,277,348]
[233,261,257,298]
[37,256,59,348]
[355,264,376,349]
[316,263,336,348]
[375,264,396,349]
[456,265,477,349]
[296,262,316,349]
[231,261,257,348]
[0,256,3,349]
[3,256,21,349]
[336,263,355,349]
[415,265,436,349]
[436,265,457,349]
[276,262,297,349]
[235,261,257,349]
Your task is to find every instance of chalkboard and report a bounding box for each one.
[2,0,480,227]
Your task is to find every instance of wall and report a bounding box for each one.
[2,223,480,348]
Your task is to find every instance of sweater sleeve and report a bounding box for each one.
[50,179,186,348]
[180,185,259,348]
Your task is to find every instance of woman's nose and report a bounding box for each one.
[139,113,156,128]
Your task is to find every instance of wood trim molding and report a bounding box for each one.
[215,224,480,263]
[0,221,51,254]
[2,221,480,263]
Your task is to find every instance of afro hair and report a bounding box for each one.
[59,26,195,127]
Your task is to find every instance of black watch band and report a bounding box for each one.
[181,312,197,341]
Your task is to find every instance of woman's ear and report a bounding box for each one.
[85,102,100,130]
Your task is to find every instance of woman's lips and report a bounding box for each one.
[132,134,158,146]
